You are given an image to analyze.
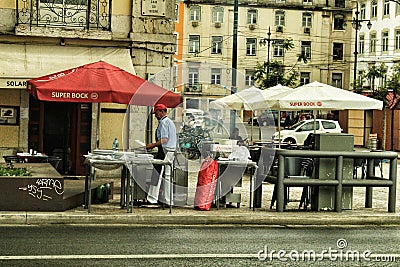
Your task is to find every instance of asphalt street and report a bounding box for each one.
[0,225,398,266]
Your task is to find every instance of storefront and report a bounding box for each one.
[0,44,135,175]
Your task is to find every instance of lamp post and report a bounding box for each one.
[259,27,273,80]
[259,27,277,81]
[351,2,372,91]
[230,0,238,138]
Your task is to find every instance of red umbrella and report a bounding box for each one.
[27,60,182,107]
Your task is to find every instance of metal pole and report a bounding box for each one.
[335,156,343,212]
[389,157,397,212]
[266,27,271,80]
[277,155,285,212]
[353,3,359,91]
[230,0,238,138]
[391,87,397,150]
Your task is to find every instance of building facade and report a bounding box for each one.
[173,0,388,147]
[356,0,400,150]
[0,0,176,175]
[175,0,354,111]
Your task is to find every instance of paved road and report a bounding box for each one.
[0,225,399,266]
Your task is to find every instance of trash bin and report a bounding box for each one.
[312,133,354,211]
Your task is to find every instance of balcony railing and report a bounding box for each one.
[184,83,202,93]
[16,0,112,30]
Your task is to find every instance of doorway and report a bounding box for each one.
[28,97,92,175]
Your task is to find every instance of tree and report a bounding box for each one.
[360,62,389,149]
[365,63,388,96]
[253,38,300,89]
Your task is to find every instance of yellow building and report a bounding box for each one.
[174,0,375,146]
[0,0,176,175]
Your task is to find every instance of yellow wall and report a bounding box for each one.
[99,103,127,149]
[0,0,15,9]
[113,0,132,16]
[347,110,364,146]
[0,89,20,105]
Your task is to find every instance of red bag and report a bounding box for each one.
[194,157,219,211]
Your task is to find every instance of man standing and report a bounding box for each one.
[146,103,177,206]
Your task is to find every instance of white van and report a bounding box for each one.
[183,109,204,127]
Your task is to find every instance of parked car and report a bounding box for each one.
[272,119,342,146]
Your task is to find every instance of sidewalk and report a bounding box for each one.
[1,158,399,226]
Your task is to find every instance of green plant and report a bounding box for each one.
[0,163,31,176]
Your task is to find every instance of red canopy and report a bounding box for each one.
[27,61,182,107]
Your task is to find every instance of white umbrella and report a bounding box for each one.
[211,86,265,110]
[211,86,265,142]
[266,81,383,111]
[211,85,295,142]
[248,84,293,110]
[266,81,383,147]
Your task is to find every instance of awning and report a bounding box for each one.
[0,44,135,89]
[27,61,182,107]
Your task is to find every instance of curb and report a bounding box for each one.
[1,213,400,226]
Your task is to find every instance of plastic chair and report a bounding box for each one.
[353,158,366,179]
[298,158,314,210]
[374,158,383,178]
[46,156,61,169]
[270,157,313,210]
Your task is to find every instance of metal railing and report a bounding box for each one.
[264,149,398,212]
[16,0,112,30]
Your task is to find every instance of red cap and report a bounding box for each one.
[151,103,167,114]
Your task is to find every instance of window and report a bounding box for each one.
[276,0,285,3]
[275,10,285,26]
[335,0,345,8]
[303,0,312,5]
[30,0,108,29]
[397,2,400,14]
[370,33,377,53]
[300,122,319,131]
[188,68,199,86]
[360,3,366,20]
[211,68,221,85]
[396,30,400,50]
[301,41,311,59]
[382,31,389,52]
[302,12,312,27]
[359,35,365,54]
[332,73,343,88]
[247,9,257,24]
[189,35,200,53]
[211,36,222,54]
[246,38,257,56]
[300,72,310,85]
[333,43,343,60]
[245,70,255,86]
[186,98,199,109]
[213,6,224,23]
[273,40,284,57]
[333,15,345,30]
[384,0,390,16]
[322,121,337,130]
[190,5,201,21]
[371,1,377,18]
